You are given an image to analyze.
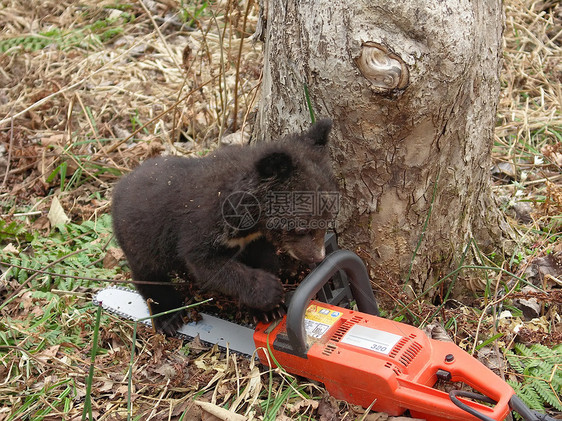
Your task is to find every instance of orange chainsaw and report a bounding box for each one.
[95,247,556,421]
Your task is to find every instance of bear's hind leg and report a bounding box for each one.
[132,270,186,336]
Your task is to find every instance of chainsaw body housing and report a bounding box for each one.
[254,300,513,421]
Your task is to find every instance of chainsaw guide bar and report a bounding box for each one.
[93,286,257,356]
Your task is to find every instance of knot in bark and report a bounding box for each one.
[356,42,409,93]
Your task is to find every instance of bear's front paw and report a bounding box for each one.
[240,269,284,312]
[250,305,286,325]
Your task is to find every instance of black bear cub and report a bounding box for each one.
[112,119,337,335]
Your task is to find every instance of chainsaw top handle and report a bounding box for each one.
[286,249,379,357]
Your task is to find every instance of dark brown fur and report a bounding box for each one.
[112,120,337,334]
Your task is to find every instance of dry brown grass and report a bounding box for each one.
[493,0,561,301]
[0,0,262,220]
[496,0,561,185]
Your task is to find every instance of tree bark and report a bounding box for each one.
[255,0,513,299]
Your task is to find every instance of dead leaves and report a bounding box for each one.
[0,128,163,223]
[47,195,71,226]
[534,181,562,220]
[102,247,124,269]
[541,143,562,167]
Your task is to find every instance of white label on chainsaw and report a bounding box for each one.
[304,304,343,338]
[341,325,402,355]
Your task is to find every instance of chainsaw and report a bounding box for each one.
[94,244,556,421]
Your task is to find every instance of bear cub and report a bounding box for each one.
[112,119,338,335]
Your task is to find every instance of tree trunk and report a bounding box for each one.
[255,0,513,300]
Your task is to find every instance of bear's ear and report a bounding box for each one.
[306,119,332,146]
[256,151,294,181]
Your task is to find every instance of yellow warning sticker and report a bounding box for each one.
[304,304,343,338]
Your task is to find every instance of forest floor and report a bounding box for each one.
[0,0,561,420]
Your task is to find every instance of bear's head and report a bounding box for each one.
[255,119,338,263]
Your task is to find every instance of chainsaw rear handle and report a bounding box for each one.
[286,250,379,357]
[412,338,515,421]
